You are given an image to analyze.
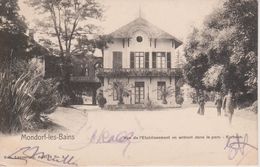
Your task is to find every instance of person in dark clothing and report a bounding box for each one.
[222,90,235,124]
[197,92,205,115]
[215,93,222,116]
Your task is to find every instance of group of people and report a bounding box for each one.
[197,90,235,124]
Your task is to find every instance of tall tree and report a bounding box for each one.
[184,0,257,105]
[183,28,209,94]
[0,0,27,33]
[0,0,28,68]
[203,0,257,94]
[94,35,113,60]
[27,0,103,57]
[73,34,113,66]
[27,0,103,97]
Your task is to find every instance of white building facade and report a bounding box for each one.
[98,17,183,107]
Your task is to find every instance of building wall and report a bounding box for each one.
[103,77,177,107]
[102,29,180,107]
[104,30,178,69]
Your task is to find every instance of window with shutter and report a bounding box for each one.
[130,52,147,68]
[135,52,144,68]
[145,52,149,68]
[156,52,166,68]
[113,52,122,69]
[167,52,171,68]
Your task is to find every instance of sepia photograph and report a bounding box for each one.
[0,0,258,166]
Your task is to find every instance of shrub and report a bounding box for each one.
[31,79,59,115]
[251,101,257,113]
[97,96,107,108]
[145,99,153,110]
[144,98,156,110]
[0,61,59,133]
[59,95,71,107]
[96,87,107,108]
[105,81,133,105]
[176,95,184,105]
[0,71,39,133]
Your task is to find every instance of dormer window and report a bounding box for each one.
[136,36,143,42]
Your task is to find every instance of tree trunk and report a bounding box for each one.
[196,89,200,103]
[162,96,167,104]
[118,89,124,105]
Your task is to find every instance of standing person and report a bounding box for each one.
[197,91,205,115]
[222,90,235,124]
[215,93,222,116]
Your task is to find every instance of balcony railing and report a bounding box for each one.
[70,76,100,82]
[96,68,183,77]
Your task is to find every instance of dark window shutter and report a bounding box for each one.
[130,52,135,68]
[145,52,149,68]
[152,52,156,68]
[113,52,117,69]
[167,52,171,69]
[118,52,122,69]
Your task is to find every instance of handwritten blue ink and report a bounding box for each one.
[89,129,135,155]
[224,133,258,160]
[59,113,136,156]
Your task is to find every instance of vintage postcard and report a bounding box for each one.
[0,0,258,166]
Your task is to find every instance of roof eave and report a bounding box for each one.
[110,35,183,48]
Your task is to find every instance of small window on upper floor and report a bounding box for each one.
[136,36,143,43]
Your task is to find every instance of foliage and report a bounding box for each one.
[94,35,113,58]
[183,29,210,91]
[0,0,27,33]
[251,101,257,113]
[73,35,112,57]
[153,85,175,105]
[203,64,224,89]
[0,71,35,133]
[32,78,59,115]
[97,96,107,108]
[161,86,175,104]
[97,68,183,78]
[0,0,31,68]
[0,1,59,133]
[184,0,257,105]
[106,80,132,105]
[26,0,104,98]
[26,0,103,57]
[96,87,106,108]
[59,95,71,106]
[144,98,158,110]
[183,56,208,91]
[0,61,59,133]
[176,94,184,105]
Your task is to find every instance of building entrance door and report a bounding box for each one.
[135,82,145,104]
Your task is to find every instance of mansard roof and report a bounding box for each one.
[109,17,182,48]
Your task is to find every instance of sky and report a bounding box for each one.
[19,0,223,42]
